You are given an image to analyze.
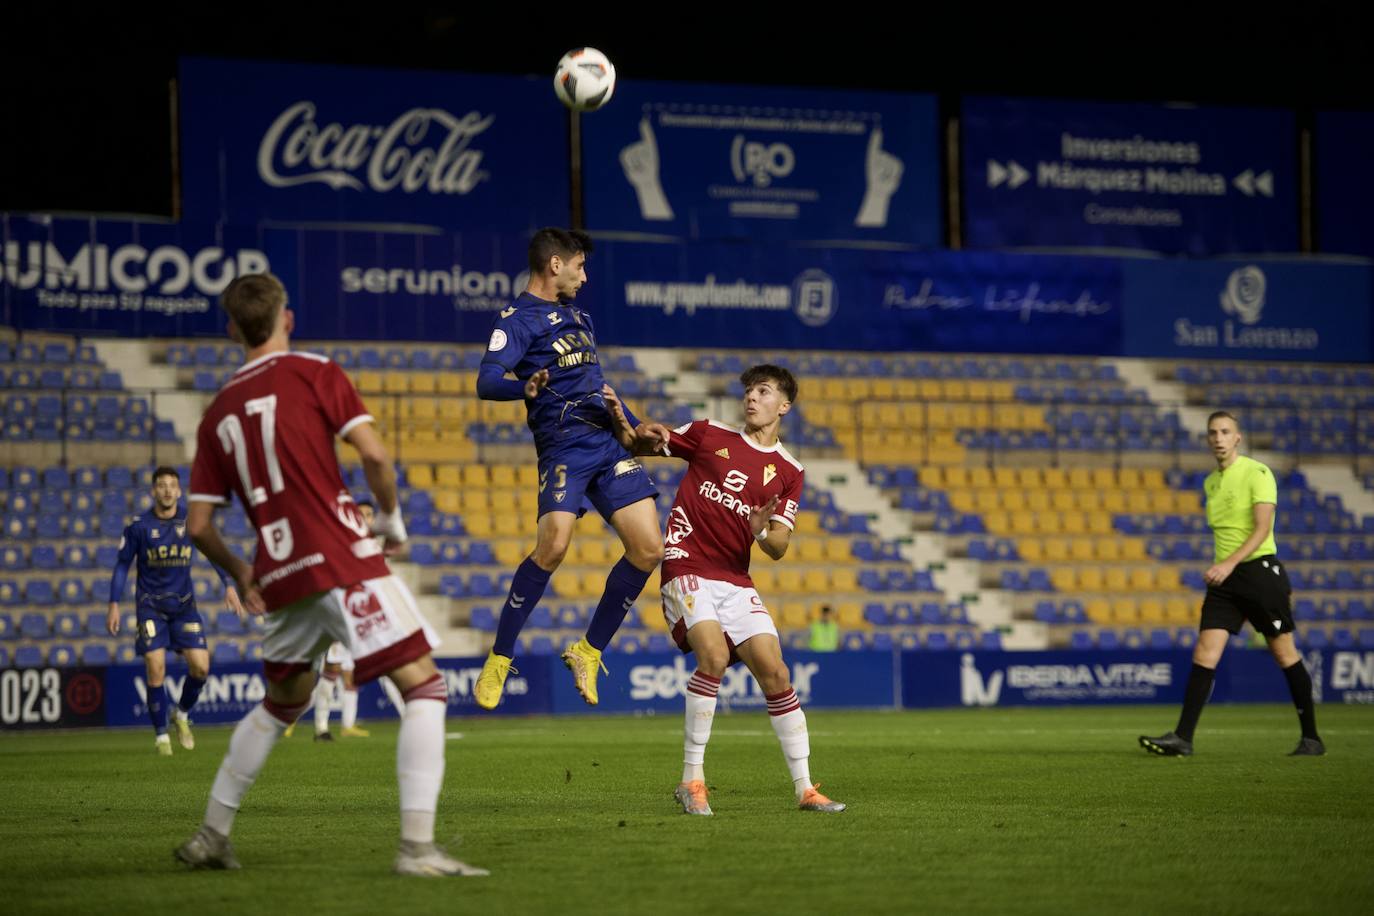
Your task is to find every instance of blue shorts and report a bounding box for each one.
[135,597,208,656]
[537,431,658,521]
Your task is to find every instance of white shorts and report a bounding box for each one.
[661,573,778,655]
[262,575,438,685]
[324,642,355,672]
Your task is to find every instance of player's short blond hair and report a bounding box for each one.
[221,273,287,348]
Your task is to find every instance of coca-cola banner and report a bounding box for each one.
[178,57,570,231]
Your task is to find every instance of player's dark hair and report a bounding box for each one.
[221,273,288,348]
[355,497,376,511]
[741,364,798,404]
[152,466,179,483]
[1207,410,1241,431]
[528,227,593,276]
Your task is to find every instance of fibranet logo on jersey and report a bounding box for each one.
[698,479,752,519]
[2,240,269,316]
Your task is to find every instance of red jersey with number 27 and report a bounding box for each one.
[660,420,804,589]
[189,351,388,610]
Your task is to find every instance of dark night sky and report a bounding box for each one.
[3,6,1370,218]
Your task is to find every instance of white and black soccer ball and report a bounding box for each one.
[553,47,616,112]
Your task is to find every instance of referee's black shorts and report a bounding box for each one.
[1199,555,1295,638]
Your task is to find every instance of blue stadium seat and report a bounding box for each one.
[467,542,496,565]
[105,467,133,488]
[1,546,25,571]
[468,607,497,631]
[0,645,8,667]
[438,542,463,565]
[980,631,1003,650]
[49,644,78,667]
[1097,631,1121,650]
[245,641,264,661]
[212,643,243,664]
[438,575,465,598]
[0,613,14,640]
[924,632,951,651]
[31,545,59,570]
[0,581,21,606]
[216,611,246,636]
[116,644,137,664]
[15,645,45,668]
[525,635,557,656]
[528,606,554,629]
[12,466,39,489]
[81,642,112,666]
[57,580,87,606]
[20,613,51,639]
[840,632,866,652]
[1069,631,1095,650]
[84,612,106,637]
[24,581,57,608]
[870,632,895,652]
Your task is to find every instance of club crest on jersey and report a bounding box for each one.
[500,306,517,318]
[547,311,562,325]
[150,529,160,539]
[175,525,185,538]
[614,458,642,477]
[715,447,730,459]
[763,464,777,485]
[345,586,383,619]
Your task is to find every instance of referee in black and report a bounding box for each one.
[1140,411,1324,756]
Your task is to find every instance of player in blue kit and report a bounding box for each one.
[106,467,243,755]
[474,228,669,708]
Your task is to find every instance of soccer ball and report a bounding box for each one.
[554,48,616,112]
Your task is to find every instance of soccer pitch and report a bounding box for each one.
[2,706,1371,915]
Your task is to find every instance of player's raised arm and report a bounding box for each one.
[602,384,670,455]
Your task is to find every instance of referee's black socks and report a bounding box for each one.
[1175,663,1217,742]
[1282,660,1321,741]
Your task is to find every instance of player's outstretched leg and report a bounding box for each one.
[340,684,369,737]
[392,666,488,877]
[175,694,307,869]
[479,555,553,709]
[173,649,210,750]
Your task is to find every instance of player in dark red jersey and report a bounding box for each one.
[173,273,487,878]
[607,365,845,816]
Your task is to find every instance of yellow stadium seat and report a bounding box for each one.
[1126,491,1153,513]
[1051,491,1077,512]
[871,379,896,399]
[459,491,489,513]
[795,514,822,535]
[1138,598,1166,624]
[781,602,811,629]
[1091,468,1116,490]
[969,467,993,489]
[1166,597,1194,623]
[410,373,438,394]
[405,398,437,420]
[823,539,853,564]
[1095,539,1121,562]
[1071,539,1095,562]
[948,489,977,514]
[1101,491,1127,513]
[494,516,524,538]
[461,465,490,488]
[435,465,462,489]
[434,492,461,514]
[1129,567,1155,592]
[1078,567,1104,592]
[1085,515,1112,536]
[495,541,526,568]
[464,515,494,538]
[1076,491,1103,512]
[796,540,825,564]
[582,570,609,597]
[944,467,970,489]
[1026,490,1051,512]
[830,567,859,593]
[384,373,409,394]
[894,380,919,399]
[942,380,969,401]
[1086,598,1112,623]
[407,465,435,489]
[983,511,1010,535]
[776,569,804,594]
[1111,597,1139,624]
[489,491,517,513]
[1050,567,1077,592]
[1010,514,1039,536]
[356,371,385,394]
[1042,468,1067,490]
[974,490,1001,513]
[1002,491,1027,513]
[1104,568,1130,592]
[1119,539,1147,561]
[1017,539,1044,563]
[802,569,829,593]
[918,380,942,400]
[1155,567,1182,591]
[1066,468,1092,489]
[920,467,945,489]
[1118,468,1142,489]
[1140,469,1166,490]
[516,466,540,488]
[1044,539,1070,562]
[993,467,1018,489]
[753,568,778,593]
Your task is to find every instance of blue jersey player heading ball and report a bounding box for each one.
[107,466,243,755]
[474,227,669,708]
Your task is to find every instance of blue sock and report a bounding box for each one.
[179,675,206,714]
[148,683,169,735]
[492,557,552,658]
[586,557,651,651]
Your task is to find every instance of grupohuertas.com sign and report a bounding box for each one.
[961,97,1298,255]
[178,57,570,231]
[1120,258,1373,363]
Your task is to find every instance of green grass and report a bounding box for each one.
[2,705,1372,915]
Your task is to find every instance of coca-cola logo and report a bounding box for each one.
[257,102,494,196]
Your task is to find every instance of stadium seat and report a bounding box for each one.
[116,644,137,664]
[212,643,243,664]
[49,644,78,667]
[15,645,45,668]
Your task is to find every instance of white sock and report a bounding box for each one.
[766,689,812,798]
[314,677,335,734]
[682,669,720,784]
[397,675,447,844]
[381,677,407,715]
[205,701,297,835]
[342,689,359,730]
